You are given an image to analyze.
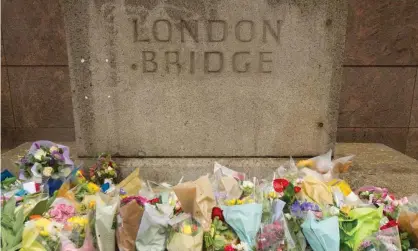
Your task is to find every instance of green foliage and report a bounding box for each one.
[1,197,25,251]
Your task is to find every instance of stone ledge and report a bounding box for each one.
[2,142,418,196]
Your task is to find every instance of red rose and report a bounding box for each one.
[380,220,398,230]
[212,207,225,222]
[148,198,160,205]
[273,179,289,193]
[389,194,395,200]
[224,244,234,251]
[294,186,301,193]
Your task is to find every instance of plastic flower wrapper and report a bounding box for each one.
[256,199,287,251]
[60,213,96,251]
[359,224,402,251]
[135,203,173,251]
[221,193,262,249]
[93,193,119,251]
[167,213,204,251]
[213,162,244,204]
[172,175,216,230]
[89,153,120,186]
[328,179,362,207]
[1,197,25,251]
[297,150,354,182]
[398,194,418,248]
[301,211,340,251]
[339,206,384,250]
[116,197,145,251]
[21,217,63,251]
[16,141,73,183]
[276,157,304,181]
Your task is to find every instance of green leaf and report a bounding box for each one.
[2,197,16,216]
[28,198,48,216]
[13,209,24,233]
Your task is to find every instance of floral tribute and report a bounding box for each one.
[2,143,418,251]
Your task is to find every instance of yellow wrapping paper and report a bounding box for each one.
[173,175,216,230]
[166,231,204,251]
[116,168,141,195]
[301,176,333,205]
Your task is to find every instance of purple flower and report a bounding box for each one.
[300,201,320,211]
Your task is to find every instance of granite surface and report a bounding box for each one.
[60,0,347,157]
[344,0,418,65]
[2,142,417,196]
[338,67,416,128]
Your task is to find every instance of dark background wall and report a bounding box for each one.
[1,0,418,159]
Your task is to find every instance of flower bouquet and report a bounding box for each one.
[398,194,418,248]
[172,175,216,230]
[89,153,120,186]
[167,214,204,251]
[359,223,402,251]
[22,217,63,251]
[17,141,73,184]
[136,203,174,251]
[116,196,145,251]
[213,162,244,204]
[301,211,340,251]
[357,186,409,220]
[61,214,96,251]
[257,220,286,251]
[46,200,76,223]
[93,193,119,251]
[204,212,238,251]
[339,206,383,250]
[221,178,262,249]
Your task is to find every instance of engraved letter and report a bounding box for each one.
[133,18,150,42]
[180,20,198,42]
[165,51,181,74]
[232,52,251,73]
[142,51,157,73]
[152,19,172,42]
[190,51,196,74]
[235,20,254,42]
[259,52,272,73]
[263,20,281,44]
[204,51,224,73]
[207,20,227,42]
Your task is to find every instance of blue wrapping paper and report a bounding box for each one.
[221,203,262,247]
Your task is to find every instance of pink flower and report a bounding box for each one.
[400,197,408,205]
[49,203,76,223]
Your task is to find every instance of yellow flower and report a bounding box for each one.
[183,225,192,234]
[236,199,243,205]
[68,216,88,227]
[49,146,59,153]
[268,191,277,199]
[40,230,49,237]
[87,182,99,193]
[340,205,352,215]
[88,201,96,209]
[35,218,51,229]
[297,159,314,168]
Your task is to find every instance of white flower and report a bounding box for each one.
[107,166,112,171]
[284,213,292,220]
[49,146,59,153]
[242,180,254,188]
[42,167,54,177]
[232,242,249,251]
[34,149,46,161]
[329,206,340,216]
